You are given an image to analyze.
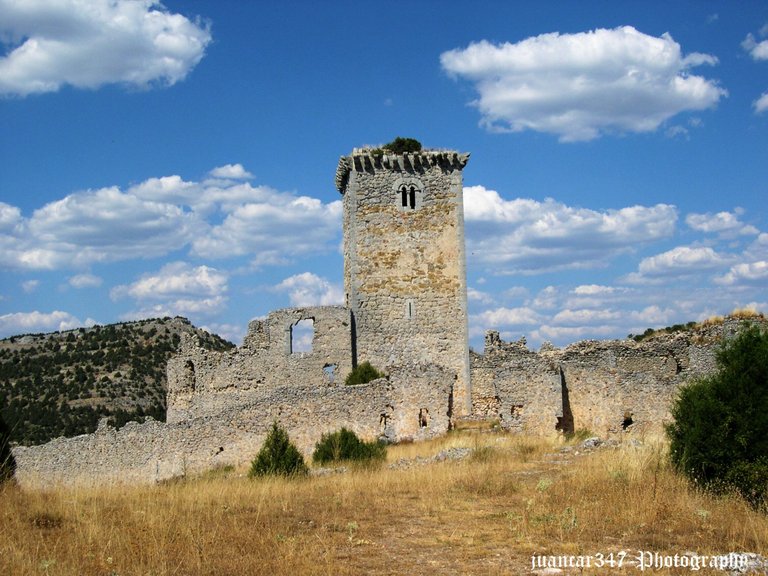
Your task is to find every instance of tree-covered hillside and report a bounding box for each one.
[0,317,233,446]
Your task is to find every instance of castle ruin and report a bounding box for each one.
[12,146,762,487]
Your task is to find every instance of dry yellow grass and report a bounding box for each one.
[1,431,766,575]
[730,307,765,320]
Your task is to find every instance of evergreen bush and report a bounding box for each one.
[344,361,384,386]
[666,324,768,508]
[312,427,386,465]
[0,411,16,482]
[249,422,308,478]
[382,137,422,155]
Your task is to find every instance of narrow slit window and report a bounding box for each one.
[401,186,408,208]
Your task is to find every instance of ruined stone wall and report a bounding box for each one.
[337,150,472,416]
[14,363,453,488]
[166,306,353,423]
[470,317,765,437]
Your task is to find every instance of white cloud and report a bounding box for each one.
[0,310,92,338]
[552,308,622,325]
[686,209,759,236]
[21,279,39,293]
[637,246,728,277]
[533,324,619,343]
[755,93,768,114]
[573,284,617,296]
[15,186,200,269]
[68,273,102,289]
[743,33,768,61]
[441,26,726,141]
[119,297,228,321]
[716,261,768,286]
[0,0,211,97]
[208,164,254,180]
[531,286,559,310]
[111,262,229,322]
[192,197,343,263]
[0,167,343,271]
[470,306,541,327]
[464,185,677,273]
[467,287,495,305]
[274,272,344,307]
[111,262,227,301]
[0,202,21,230]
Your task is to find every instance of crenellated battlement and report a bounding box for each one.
[335,150,469,193]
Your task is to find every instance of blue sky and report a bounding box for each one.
[1,0,766,350]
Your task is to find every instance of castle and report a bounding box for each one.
[12,146,760,487]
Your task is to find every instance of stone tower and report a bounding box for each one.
[335,147,472,416]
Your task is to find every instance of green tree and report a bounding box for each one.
[249,422,308,478]
[382,137,422,154]
[344,361,384,386]
[666,324,768,508]
[0,411,16,482]
[312,427,386,465]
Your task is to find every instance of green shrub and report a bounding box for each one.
[666,324,768,508]
[344,361,384,386]
[0,412,15,482]
[382,137,422,155]
[249,422,308,478]
[312,427,386,465]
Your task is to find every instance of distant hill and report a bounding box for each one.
[0,317,234,446]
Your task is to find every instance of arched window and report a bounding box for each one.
[399,184,417,209]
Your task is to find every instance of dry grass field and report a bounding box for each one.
[1,428,766,575]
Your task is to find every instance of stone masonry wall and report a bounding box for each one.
[337,150,472,416]
[470,317,765,437]
[14,363,453,488]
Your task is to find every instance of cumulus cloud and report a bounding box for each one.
[274,272,344,307]
[118,297,227,322]
[192,196,343,264]
[716,261,768,286]
[573,284,618,296]
[3,186,201,270]
[552,308,622,325]
[467,287,495,305]
[464,185,677,273]
[470,306,541,327]
[743,28,768,114]
[686,209,759,236]
[743,32,768,61]
[636,246,729,277]
[0,310,93,338]
[208,164,254,180]
[532,324,619,343]
[441,26,726,141]
[111,262,228,321]
[0,167,343,271]
[0,0,211,97]
[111,262,227,301]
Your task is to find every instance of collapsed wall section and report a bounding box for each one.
[469,317,765,437]
[167,306,354,423]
